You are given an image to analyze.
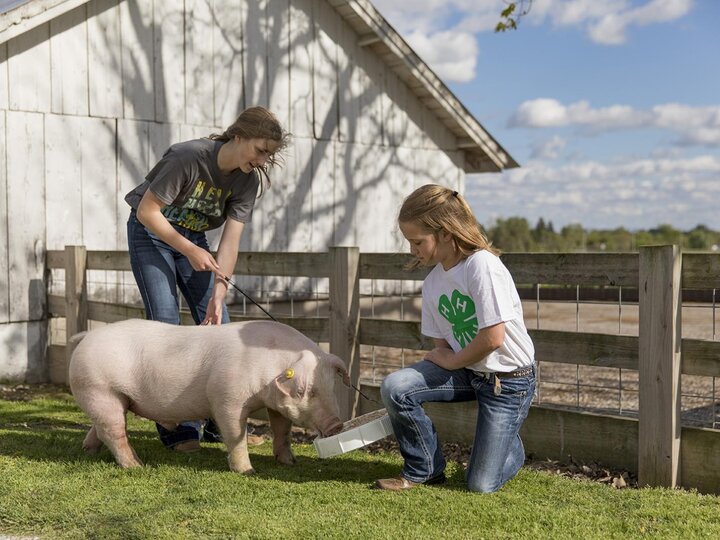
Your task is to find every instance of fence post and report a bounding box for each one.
[638,245,682,488]
[65,245,88,383]
[328,246,361,420]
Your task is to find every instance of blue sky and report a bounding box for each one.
[373,0,720,231]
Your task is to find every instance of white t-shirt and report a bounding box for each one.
[421,250,535,373]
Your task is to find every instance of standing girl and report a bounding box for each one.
[124,106,289,451]
[375,184,536,493]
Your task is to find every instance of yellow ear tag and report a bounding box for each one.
[285,368,295,379]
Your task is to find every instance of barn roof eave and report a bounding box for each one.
[329,0,519,173]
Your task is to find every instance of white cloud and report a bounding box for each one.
[509,99,720,147]
[531,0,693,45]
[531,135,567,159]
[465,154,720,229]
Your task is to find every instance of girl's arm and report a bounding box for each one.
[136,191,221,273]
[202,218,245,325]
[425,322,505,371]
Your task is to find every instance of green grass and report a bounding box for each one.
[1,388,719,539]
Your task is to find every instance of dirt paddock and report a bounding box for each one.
[359,300,720,429]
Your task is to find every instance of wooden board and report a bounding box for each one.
[0,111,7,322]
[337,18,358,143]
[49,4,88,116]
[213,0,244,127]
[8,23,50,112]
[267,0,291,129]
[119,0,154,120]
[185,0,215,126]
[87,0,123,118]
[45,114,83,250]
[0,320,48,382]
[0,43,7,108]
[288,0,313,137]
[242,0,269,107]
[333,141,355,246]
[312,0,339,140]
[154,0,185,123]
[7,111,45,321]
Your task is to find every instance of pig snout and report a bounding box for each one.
[317,417,343,437]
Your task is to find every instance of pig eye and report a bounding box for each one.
[308,389,317,398]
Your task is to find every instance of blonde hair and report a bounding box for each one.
[210,106,291,196]
[398,184,498,269]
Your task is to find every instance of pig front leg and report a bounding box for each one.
[213,412,255,475]
[267,409,296,466]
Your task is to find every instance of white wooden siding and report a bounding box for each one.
[0,111,8,323]
[7,111,46,321]
[213,0,244,128]
[88,0,123,118]
[0,0,467,380]
[49,4,88,116]
[119,0,154,120]
[8,23,50,112]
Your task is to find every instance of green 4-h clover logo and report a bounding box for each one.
[437,290,478,347]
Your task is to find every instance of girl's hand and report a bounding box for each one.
[201,297,224,325]
[187,245,221,273]
[425,347,456,370]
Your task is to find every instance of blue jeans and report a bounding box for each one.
[127,210,229,446]
[380,360,535,493]
[127,210,229,325]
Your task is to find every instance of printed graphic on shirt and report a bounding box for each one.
[438,290,479,348]
[161,179,229,231]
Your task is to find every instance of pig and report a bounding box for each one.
[68,319,349,474]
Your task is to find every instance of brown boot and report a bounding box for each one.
[173,440,201,453]
[247,433,265,446]
[374,473,446,491]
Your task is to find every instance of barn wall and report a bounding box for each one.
[0,0,465,381]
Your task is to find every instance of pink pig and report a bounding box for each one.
[68,319,348,474]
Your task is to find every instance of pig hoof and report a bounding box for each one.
[274,453,297,466]
[118,461,143,469]
[83,445,101,455]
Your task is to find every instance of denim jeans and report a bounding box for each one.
[127,210,229,446]
[380,360,536,492]
[127,210,229,326]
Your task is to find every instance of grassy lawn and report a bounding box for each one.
[1,387,719,539]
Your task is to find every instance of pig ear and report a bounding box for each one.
[274,366,307,398]
[327,354,350,386]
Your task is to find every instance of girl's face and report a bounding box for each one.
[234,137,280,174]
[399,220,460,270]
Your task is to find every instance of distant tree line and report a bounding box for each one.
[484,218,720,252]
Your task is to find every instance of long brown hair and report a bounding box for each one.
[210,106,290,196]
[398,184,499,269]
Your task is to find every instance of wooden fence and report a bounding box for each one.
[46,245,720,494]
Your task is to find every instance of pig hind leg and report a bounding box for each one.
[82,425,102,454]
[80,391,143,468]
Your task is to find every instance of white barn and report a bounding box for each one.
[0,0,517,382]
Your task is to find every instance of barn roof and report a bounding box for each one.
[0,0,518,173]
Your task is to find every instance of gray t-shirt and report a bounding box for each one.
[124,138,259,232]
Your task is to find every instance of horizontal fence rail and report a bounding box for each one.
[45,246,720,494]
